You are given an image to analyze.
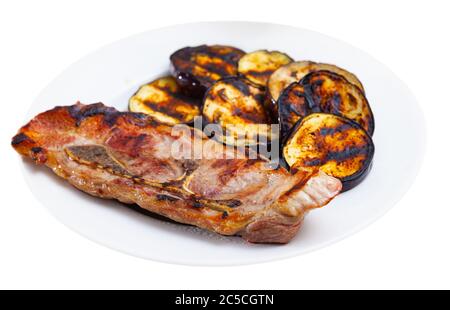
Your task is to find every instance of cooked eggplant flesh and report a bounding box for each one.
[277,82,310,139]
[203,76,273,146]
[170,45,245,98]
[283,113,374,191]
[267,61,365,111]
[301,70,374,135]
[238,50,293,88]
[129,76,201,125]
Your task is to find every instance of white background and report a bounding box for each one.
[0,0,448,289]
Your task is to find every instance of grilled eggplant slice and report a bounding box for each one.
[203,76,272,146]
[170,45,245,98]
[238,50,293,88]
[277,82,309,139]
[283,113,374,191]
[129,76,201,125]
[267,61,365,112]
[301,70,374,135]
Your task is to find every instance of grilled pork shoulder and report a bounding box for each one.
[11,103,341,243]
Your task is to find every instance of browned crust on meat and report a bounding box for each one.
[12,102,342,243]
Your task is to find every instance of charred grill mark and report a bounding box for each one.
[246,70,273,77]
[206,91,218,102]
[303,158,322,166]
[330,92,342,111]
[325,73,338,82]
[281,170,315,197]
[67,104,82,121]
[293,89,305,98]
[319,123,353,136]
[31,147,43,153]
[30,146,47,163]
[221,211,229,219]
[168,89,201,107]
[202,62,232,77]
[69,103,119,127]
[309,78,324,88]
[156,194,180,202]
[160,182,171,187]
[217,88,228,102]
[189,45,244,66]
[103,112,121,127]
[193,201,203,208]
[122,112,157,127]
[221,52,242,64]
[11,133,32,145]
[325,145,369,162]
[232,107,265,124]
[225,199,242,208]
[224,77,250,96]
[105,131,152,158]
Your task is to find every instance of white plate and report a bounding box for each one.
[21,22,426,266]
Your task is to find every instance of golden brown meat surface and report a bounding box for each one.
[12,103,342,243]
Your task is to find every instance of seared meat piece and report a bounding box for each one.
[11,103,341,243]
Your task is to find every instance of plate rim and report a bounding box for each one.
[20,21,427,266]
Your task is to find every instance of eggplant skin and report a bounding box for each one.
[238,50,293,88]
[170,45,245,98]
[203,76,272,146]
[301,70,374,136]
[277,82,309,139]
[267,61,365,113]
[283,113,374,191]
[129,76,201,125]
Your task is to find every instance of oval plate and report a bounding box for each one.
[22,22,425,265]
